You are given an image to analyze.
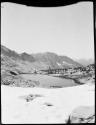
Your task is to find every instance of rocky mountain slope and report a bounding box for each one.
[1,45,35,62]
[1,45,82,73]
[32,52,82,69]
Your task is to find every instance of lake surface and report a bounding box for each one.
[21,74,78,88]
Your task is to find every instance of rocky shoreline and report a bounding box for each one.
[53,73,95,85]
[1,72,94,88]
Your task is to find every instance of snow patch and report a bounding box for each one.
[57,62,61,66]
[1,85,94,124]
[62,61,73,65]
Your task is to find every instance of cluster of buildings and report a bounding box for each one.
[41,64,95,75]
[65,64,95,75]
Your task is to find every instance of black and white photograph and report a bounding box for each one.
[1,0,95,124]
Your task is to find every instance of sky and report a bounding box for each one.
[1,2,94,60]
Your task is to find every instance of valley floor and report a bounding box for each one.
[1,83,95,123]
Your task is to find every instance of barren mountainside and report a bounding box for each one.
[1,45,83,72]
[32,52,82,68]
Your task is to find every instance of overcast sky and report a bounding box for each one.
[1,2,94,60]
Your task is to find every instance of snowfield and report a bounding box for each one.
[1,84,95,124]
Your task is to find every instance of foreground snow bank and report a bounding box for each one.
[1,84,95,124]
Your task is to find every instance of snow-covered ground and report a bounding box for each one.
[1,84,95,124]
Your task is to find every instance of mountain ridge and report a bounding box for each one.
[1,44,83,70]
[74,58,94,66]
